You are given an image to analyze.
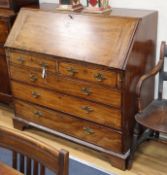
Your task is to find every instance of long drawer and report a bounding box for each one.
[9,64,121,107]
[14,100,122,153]
[0,20,8,44]
[11,81,122,129]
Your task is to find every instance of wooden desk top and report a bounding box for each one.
[0,162,23,175]
[5,8,139,69]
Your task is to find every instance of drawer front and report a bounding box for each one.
[0,47,5,55]
[0,55,10,93]
[9,65,121,107]
[0,20,8,43]
[15,100,122,153]
[11,81,122,129]
[0,0,10,8]
[9,51,57,74]
[59,62,120,88]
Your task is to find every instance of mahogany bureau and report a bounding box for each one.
[0,0,39,104]
[5,8,157,170]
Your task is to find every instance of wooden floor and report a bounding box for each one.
[0,104,166,175]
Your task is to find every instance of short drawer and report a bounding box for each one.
[0,47,5,55]
[9,65,121,107]
[11,81,122,129]
[9,51,57,74]
[14,100,123,153]
[0,54,10,93]
[0,0,10,8]
[0,20,8,43]
[59,62,121,88]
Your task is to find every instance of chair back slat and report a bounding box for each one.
[158,75,163,99]
[12,151,17,169]
[33,160,39,175]
[165,44,167,57]
[20,154,25,173]
[26,157,32,175]
[158,42,167,99]
[162,72,167,80]
[40,164,45,175]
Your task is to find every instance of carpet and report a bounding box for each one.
[0,147,115,175]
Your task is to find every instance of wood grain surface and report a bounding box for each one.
[59,62,119,87]
[9,50,57,73]
[0,0,10,8]
[0,20,8,43]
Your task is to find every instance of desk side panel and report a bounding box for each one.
[122,11,158,152]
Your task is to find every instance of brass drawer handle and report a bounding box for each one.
[17,57,25,64]
[67,67,78,76]
[32,91,40,98]
[41,63,48,68]
[29,74,38,82]
[94,73,106,82]
[81,87,92,96]
[81,106,94,114]
[83,127,95,135]
[33,111,43,117]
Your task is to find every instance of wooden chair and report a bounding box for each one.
[0,125,69,175]
[128,41,167,168]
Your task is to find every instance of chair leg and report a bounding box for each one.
[153,131,160,139]
[128,127,153,169]
[127,122,141,169]
[138,128,153,144]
